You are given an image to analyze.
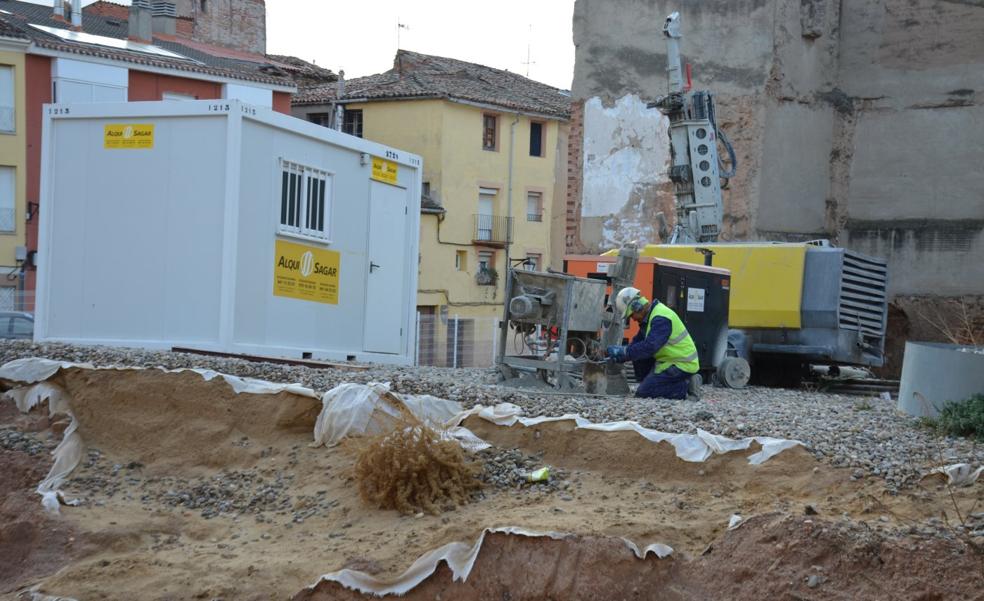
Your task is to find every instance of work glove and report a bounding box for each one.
[606,345,628,363]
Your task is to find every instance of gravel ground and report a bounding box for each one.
[1,341,981,491]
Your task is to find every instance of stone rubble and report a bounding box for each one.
[2,340,982,495]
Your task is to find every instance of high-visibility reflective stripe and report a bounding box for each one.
[655,353,698,371]
[668,330,690,345]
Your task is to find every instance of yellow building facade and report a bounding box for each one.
[0,41,29,310]
[340,98,568,366]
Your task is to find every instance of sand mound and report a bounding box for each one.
[3,364,980,600]
[57,367,321,473]
[463,415,820,482]
[294,514,984,601]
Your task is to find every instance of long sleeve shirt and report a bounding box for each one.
[625,304,672,362]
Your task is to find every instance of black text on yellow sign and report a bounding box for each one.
[371,156,398,185]
[104,124,155,149]
[273,240,340,305]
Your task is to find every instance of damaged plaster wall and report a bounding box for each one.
[571,0,984,298]
[571,0,778,252]
[579,95,671,252]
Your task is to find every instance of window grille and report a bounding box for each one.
[279,160,330,241]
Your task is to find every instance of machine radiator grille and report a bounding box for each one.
[838,251,888,335]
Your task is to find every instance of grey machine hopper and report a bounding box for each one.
[496,244,639,392]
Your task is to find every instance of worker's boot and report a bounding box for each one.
[687,374,702,402]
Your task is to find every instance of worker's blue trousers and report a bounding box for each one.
[632,359,692,400]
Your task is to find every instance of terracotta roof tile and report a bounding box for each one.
[0,0,298,88]
[294,50,571,119]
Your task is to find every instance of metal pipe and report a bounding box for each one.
[504,113,519,269]
[663,12,684,94]
[495,268,514,369]
[414,310,421,366]
[70,0,81,27]
[334,71,345,131]
[452,314,459,368]
[53,0,64,18]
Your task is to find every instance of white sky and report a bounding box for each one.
[267,0,576,90]
[29,0,577,90]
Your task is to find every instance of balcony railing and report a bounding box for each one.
[527,213,543,222]
[473,214,513,246]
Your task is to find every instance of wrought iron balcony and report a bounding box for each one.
[527,213,543,222]
[472,214,513,246]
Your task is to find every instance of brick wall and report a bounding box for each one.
[174,0,266,54]
[565,100,585,253]
[84,1,129,20]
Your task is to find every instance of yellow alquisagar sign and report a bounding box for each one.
[104,124,154,149]
[371,156,398,185]
[273,240,340,305]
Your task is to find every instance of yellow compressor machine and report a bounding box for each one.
[591,242,890,387]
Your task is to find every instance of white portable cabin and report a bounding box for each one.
[37,100,422,365]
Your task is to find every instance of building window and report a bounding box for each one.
[477,188,496,241]
[0,65,14,134]
[200,0,207,13]
[477,250,495,276]
[0,166,14,233]
[455,250,467,271]
[342,109,363,138]
[525,253,541,271]
[529,121,544,157]
[526,191,542,222]
[482,114,497,151]
[279,160,331,241]
[307,113,332,128]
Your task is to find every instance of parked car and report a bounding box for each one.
[0,311,34,339]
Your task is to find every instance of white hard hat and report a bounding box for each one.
[615,287,648,319]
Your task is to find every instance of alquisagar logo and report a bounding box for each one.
[300,251,314,277]
[123,126,134,139]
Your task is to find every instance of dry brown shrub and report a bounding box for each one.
[353,417,483,515]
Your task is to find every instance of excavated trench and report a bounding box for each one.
[1,364,980,600]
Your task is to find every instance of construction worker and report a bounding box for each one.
[607,287,700,400]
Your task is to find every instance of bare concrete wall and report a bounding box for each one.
[571,0,984,297]
[836,0,984,296]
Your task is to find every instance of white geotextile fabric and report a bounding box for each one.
[452,402,804,465]
[312,382,491,452]
[0,357,318,512]
[305,527,674,597]
[929,463,983,487]
[0,357,319,398]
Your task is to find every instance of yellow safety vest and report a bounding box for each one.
[644,302,700,374]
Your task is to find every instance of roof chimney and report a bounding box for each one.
[151,1,177,36]
[129,0,153,42]
[52,0,64,19]
[70,0,81,28]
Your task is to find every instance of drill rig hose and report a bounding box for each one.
[704,91,738,179]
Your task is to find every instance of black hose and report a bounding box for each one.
[716,127,738,179]
[704,92,738,179]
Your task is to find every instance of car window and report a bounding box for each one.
[11,317,32,336]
